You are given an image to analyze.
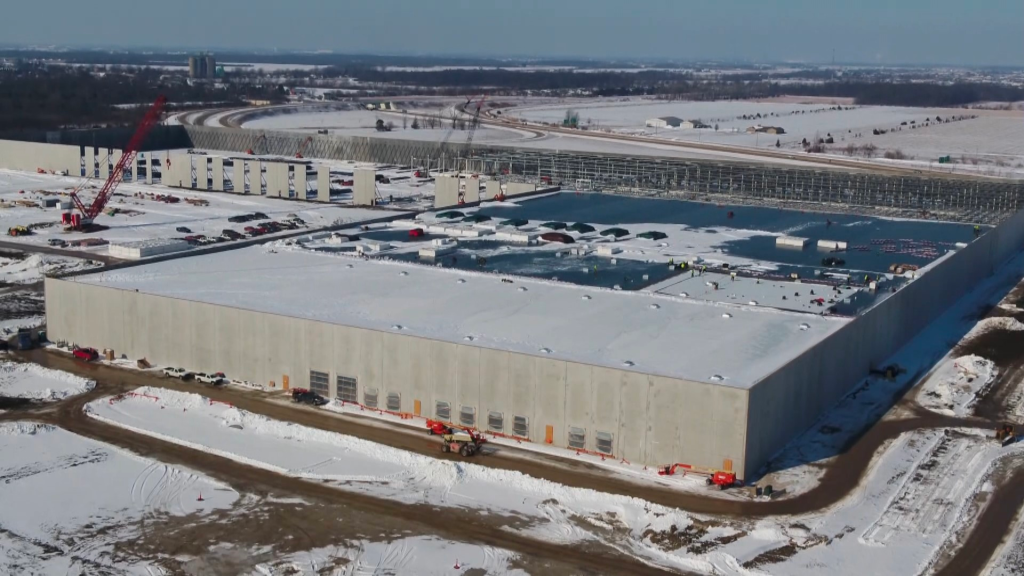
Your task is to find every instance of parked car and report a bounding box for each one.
[162,367,193,379]
[72,347,99,361]
[252,212,269,220]
[47,238,68,247]
[290,217,306,225]
[291,388,328,406]
[408,228,424,238]
[222,229,243,240]
[195,372,224,385]
[175,226,192,234]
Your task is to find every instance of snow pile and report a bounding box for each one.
[917,355,995,416]
[966,316,1024,339]
[0,361,95,401]
[0,254,96,283]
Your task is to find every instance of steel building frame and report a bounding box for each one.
[183,126,1024,224]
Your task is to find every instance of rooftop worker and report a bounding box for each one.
[730,272,737,281]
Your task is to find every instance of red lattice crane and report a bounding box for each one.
[295,136,313,159]
[63,95,168,230]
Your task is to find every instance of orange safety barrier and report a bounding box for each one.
[545,425,553,444]
[484,430,530,444]
[336,399,414,420]
[574,447,616,461]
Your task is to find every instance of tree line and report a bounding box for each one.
[0,65,280,132]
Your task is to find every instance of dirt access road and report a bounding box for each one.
[2,376,679,576]
[15,349,991,519]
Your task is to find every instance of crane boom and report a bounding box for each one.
[295,136,313,158]
[464,94,487,151]
[69,95,167,224]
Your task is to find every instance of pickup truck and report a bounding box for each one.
[163,367,193,380]
[195,372,225,385]
[291,388,328,406]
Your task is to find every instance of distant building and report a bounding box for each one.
[646,116,684,129]
[746,125,786,135]
[187,53,217,79]
[646,117,710,130]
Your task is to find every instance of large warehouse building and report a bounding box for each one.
[44,200,1024,478]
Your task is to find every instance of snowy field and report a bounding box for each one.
[513,99,978,148]
[0,361,94,402]
[86,386,1021,575]
[0,422,238,574]
[243,108,536,144]
[0,169,396,258]
[506,98,1024,174]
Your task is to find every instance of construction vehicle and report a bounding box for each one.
[463,94,487,152]
[996,424,1016,445]
[61,96,167,231]
[658,464,739,490]
[7,226,31,237]
[870,363,905,380]
[440,428,486,457]
[246,133,268,156]
[72,347,99,361]
[295,136,313,159]
[705,471,739,490]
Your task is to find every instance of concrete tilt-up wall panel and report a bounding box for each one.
[192,155,207,190]
[354,169,376,206]
[317,165,331,202]
[210,157,224,191]
[463,178,480,203]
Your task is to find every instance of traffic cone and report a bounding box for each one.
[197,492,204,502]
[453,559,460,569]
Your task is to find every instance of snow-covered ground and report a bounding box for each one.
[256,537,527,576]
[917,355,996,417]
[506,98,1024,174]
[243,108,535,144]
[0,169,397,258]
[85,386,1021,575]
[0,422,238,574]
[0,253,98,283]
[0,361,94,401]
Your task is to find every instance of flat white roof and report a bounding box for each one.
[74,247,849,388]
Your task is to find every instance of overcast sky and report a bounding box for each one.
[3,0,1020,66]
